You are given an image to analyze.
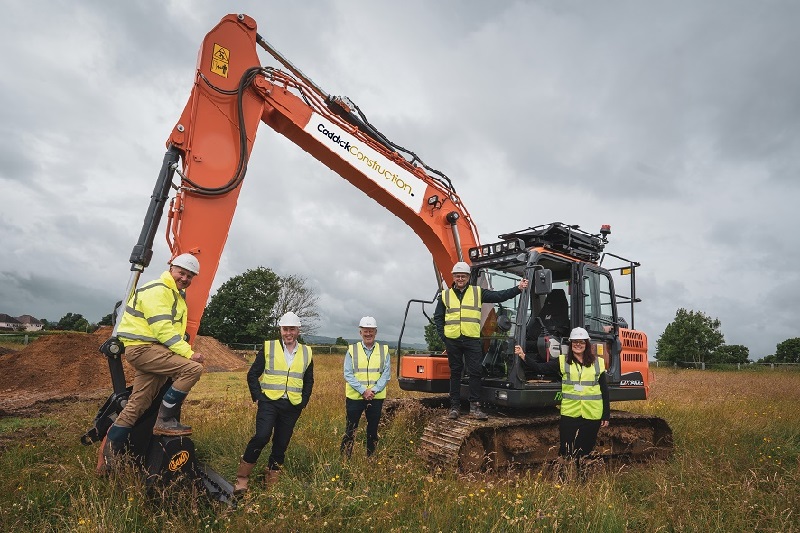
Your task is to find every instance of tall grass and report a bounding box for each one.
[1,359,798,532]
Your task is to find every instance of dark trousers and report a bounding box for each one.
[340,398,384,457]
[444,337,484,404]
[242,398,302,469]
[559,415,601,458]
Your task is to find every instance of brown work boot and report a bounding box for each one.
[233,459,256,495]
[470,402,488,421]
[153,417,193,436]
[264,468,281,489]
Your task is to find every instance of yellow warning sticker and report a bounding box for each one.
[210,43,230,78]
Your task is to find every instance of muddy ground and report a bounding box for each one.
[0,327,247,417]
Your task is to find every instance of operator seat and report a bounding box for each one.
[527,289,570,341]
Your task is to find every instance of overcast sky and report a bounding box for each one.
[1,1,798,358]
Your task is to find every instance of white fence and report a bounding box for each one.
[653,360,800,370]
[227,343,429,355]
[0,332,33,345]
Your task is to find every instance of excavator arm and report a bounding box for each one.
[145,13,480,341]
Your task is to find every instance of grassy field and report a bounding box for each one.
[0,357,798,532]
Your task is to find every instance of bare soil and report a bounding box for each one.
[0,327,247,416]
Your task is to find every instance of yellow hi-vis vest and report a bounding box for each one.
[442,286,482,339]
[559,354,605,420]
[345,342,390,400]
[117,271,193,358]
[260,340,313,405]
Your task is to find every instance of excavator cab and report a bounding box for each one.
[411,225,673,472]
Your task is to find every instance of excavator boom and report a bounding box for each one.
[160,14,479,340]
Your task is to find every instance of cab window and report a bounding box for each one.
[583,269,615,334]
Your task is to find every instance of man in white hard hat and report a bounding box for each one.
[340,316,391,458]
[234,311,314,494]
[434,261,528,420]
[103,253,206,465]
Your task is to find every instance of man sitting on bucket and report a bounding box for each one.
[103,253,206,465]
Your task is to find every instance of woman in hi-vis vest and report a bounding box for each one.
[515,327,609,473]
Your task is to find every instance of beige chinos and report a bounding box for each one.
[115,344,203,428]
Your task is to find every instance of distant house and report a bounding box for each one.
[0,313,23,331]
[16,314,44,332]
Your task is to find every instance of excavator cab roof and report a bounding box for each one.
[499,222,607,263]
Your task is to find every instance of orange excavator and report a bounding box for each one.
[83,14,671,495]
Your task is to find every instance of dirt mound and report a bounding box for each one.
[0,329,246,414]
[0,346,18,356]
[192,335,249,372]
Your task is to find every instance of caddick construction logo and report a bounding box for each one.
[315,123,416,197]
[168,450,190,472]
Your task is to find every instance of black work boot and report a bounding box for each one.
[469,402,488,421]
[153,403,192,436]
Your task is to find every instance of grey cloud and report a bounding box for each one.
[1,0,798,355]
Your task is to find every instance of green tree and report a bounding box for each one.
[335,337,349,346]
[713,344,750,364]
[424,322,444,352]
[655,308,724,364]
[55,312,90,332]
[775,338,800,363]
[98,313,113,326]
[199,267,321,344]
[199,267,281,344]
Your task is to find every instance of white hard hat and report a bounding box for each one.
[170,253,200,275]
[569,327,590,340]
[359,316,378,328]
[278,312,302,327]
[451,261,471,275]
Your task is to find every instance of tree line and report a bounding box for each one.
[34,267,321,345]
[655,308,800,364]
[37,269,800,365]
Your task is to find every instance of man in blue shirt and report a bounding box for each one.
[340,316,391,457]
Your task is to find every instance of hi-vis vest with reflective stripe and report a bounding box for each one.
[260,340,312,405]
[117,271,193,358]
[558,354,605,420]
[442,286,482,339]
[345,342,389,400]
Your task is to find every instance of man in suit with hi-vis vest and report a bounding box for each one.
[233,311,314,495]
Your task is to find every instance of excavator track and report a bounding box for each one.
[419,408,673,473]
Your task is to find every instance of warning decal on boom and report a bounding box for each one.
[211,44,230,77]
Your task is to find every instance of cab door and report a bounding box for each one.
[576,264,621,380]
